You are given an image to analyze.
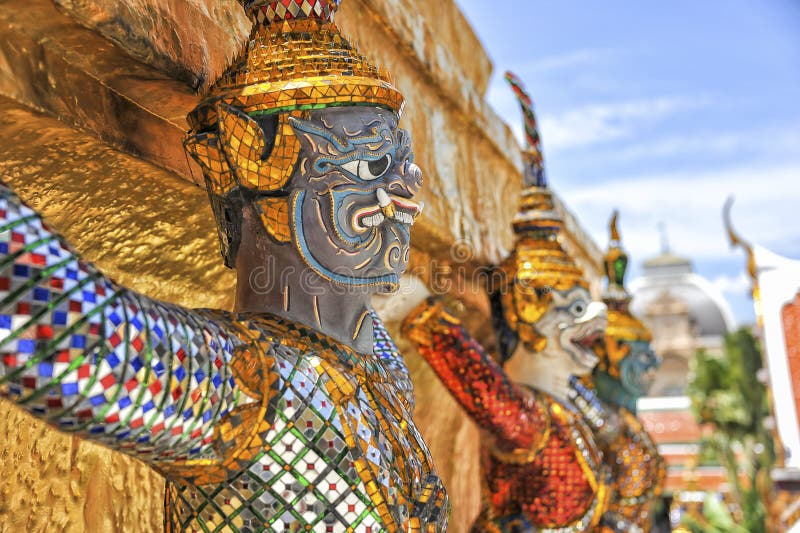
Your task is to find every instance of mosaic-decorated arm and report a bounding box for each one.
[402,298,550,453]
[0,184,246,465]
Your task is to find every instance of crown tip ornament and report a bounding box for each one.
[241,0,340,26]
[609,210,621,243]
[504,71,547,189]
[504,72,563,238]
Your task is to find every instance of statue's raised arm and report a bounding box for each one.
[402,298,550,454]
[0,184,247,467]
[0,0,449,530]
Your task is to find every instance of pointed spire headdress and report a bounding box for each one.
[492,73,587,357]
[188,0,404,132]
[600,211,652,376]
[500,71,585,290]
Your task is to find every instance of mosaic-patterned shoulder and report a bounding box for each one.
[371,310,415,411]
[169,311,449,531]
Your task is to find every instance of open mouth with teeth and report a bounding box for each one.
[352,189,423,230]
[569,326,605,368]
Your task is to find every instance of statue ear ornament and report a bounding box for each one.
[216,103,304,193]
[254,197,292,243]
[183,132,237,196]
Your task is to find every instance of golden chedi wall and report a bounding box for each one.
[0,0,603,531]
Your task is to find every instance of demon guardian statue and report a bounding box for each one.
[402,73,610,532]
[0,1,448,530]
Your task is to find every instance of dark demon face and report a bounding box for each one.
[287,107,423,293]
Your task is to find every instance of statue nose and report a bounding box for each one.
[407,163,423,187]
[387,161,423,198]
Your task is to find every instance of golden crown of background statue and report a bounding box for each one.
[495,72,587,352]
[600,211,653,376]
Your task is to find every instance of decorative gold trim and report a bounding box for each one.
[157,339,277,485]
[188,18,405,131]
[352,309,370,341]
[255,197,292,243]
[217,104,303,194]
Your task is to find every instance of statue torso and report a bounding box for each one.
[570,380,665,532]
[163,312,447,532]
[605,407,664,530]
[476,390,610,533]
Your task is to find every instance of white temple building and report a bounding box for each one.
[630,250,736,397]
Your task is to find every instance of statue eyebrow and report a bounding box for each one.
[290,117,387,152]
[342,124,366,136]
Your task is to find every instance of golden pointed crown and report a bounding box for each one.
[184,0,405,266]
[495,73,586,352]
[187,0,404,132]
[600,211,652,376]
[502,73,584,290]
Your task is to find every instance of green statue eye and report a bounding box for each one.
[613,256,627,285]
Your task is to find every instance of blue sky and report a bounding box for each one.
[454,0,800,325]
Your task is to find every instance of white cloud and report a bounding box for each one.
[485,90,707,153]
[712,272,753,297]
[559,162,800,265]
[524,48,619,73]
[593,123,800,165]
[539,96,707,151]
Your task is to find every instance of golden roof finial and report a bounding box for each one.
[723,196,757,283]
